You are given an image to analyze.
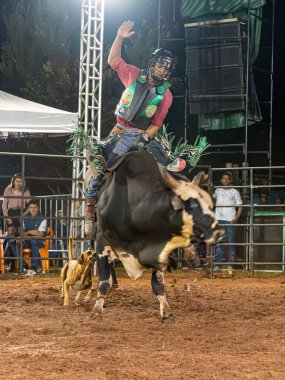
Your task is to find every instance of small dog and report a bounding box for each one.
[60,248,96,306]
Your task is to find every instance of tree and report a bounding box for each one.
[0,0,81,195]
[0,0,80,111]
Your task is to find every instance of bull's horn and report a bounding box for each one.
[158,164,179,189]
[191,171,207,186]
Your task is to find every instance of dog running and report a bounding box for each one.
[60,247,96,306]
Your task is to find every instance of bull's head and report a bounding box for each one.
[159,168,224,244]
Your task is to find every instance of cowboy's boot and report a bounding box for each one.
[84,174,105,237]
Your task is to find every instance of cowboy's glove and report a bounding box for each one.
[137,132,152,149]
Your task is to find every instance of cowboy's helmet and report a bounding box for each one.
[148,48,174,83]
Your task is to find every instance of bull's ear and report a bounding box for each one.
[158,164,179,189]
[192,171,208,186]
[77,254,84,265]
[171,195,184,210]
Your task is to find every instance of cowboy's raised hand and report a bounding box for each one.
[117,20,135,39]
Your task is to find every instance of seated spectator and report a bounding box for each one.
[22,199,47,274]
[2,173,31,236]
[3,227,29,272]
[3,227,18,272]
[257,190,269,211]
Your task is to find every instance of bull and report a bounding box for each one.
[92,150,223,320]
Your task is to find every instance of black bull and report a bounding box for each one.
[93,150,223,320]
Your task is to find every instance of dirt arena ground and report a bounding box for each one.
[0,269,284,380]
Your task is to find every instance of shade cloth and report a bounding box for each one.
[0,90,77,135]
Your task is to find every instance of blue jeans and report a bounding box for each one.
[215,220,236,263]
[85,132,141,201]
[30,239,45,269]
[4,239,30,270]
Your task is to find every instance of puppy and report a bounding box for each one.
[60,248,96,306]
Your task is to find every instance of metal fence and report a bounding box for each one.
[208,166,285,274]
[0,150,284,275]
[0,151,83,273]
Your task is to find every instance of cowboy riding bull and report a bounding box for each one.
[91,150,223,320]
[70,20,223,320]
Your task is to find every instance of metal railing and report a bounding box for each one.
[0,150,284,276]
[208,166,285,275]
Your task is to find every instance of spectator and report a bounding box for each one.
[2,226,30,273]
[213,172,243,269]
[2,173,31,236]
[22,199,47,274]
[3,227,18,272]
[257,190,269,211]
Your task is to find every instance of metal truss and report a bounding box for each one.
[71,0,105,253]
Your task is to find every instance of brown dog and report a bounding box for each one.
[60,248,96,306]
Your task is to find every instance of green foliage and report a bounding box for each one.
[157,126,210,167]
[67,124,104,174]
[0,0,79,111]
[67,123,210,173]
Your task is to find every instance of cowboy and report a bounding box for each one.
[84,20,176,235]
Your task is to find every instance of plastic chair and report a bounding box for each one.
[39,227,54,272]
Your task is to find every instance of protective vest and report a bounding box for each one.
[24,215,46,237]
[115,70,171,130]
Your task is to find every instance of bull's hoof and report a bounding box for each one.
[160,313,175,322]
[92,309,103,318]
[93,304,104,318]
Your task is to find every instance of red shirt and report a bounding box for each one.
[111,58,173,129]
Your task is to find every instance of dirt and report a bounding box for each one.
[0,269,285,380]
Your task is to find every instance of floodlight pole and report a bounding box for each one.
[70,0,105,256]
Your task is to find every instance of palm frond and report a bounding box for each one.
[156,125,210,167]
[66,124,104,173]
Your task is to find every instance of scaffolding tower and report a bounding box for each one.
[157,0,275,172]
[71,0,105,253]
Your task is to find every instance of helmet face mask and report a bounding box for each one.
[148,49,174,84]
